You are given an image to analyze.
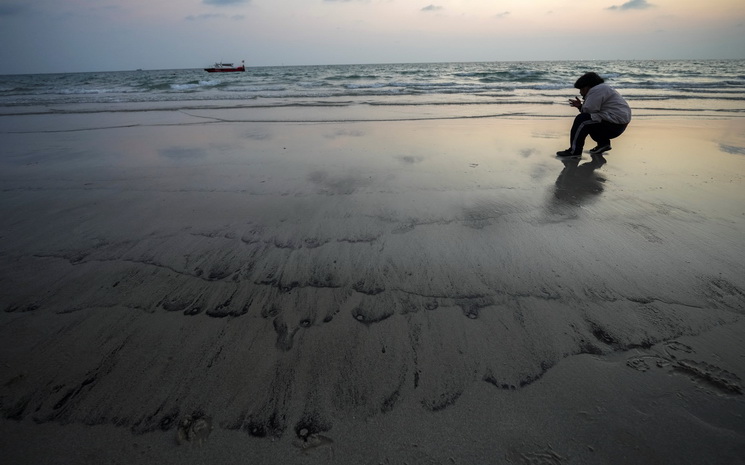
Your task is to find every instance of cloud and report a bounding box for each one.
[186,13,245,21]
[0,4,29,16]
[203,0,249,5]
[421,5,443,12]
[607,0,654,11]
[186,14,226,20]
[495,11,510,19]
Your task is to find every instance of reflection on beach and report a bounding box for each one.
[550,155,607,211]
[719,143,745,155]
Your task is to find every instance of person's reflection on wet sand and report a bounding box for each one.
[551,154,607,208]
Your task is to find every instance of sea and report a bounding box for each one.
[1,60,744,119]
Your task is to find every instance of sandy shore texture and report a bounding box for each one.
[1,108,745,464]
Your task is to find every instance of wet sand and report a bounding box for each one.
[1,108,745,464]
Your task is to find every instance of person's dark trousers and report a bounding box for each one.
[569,113,628,154]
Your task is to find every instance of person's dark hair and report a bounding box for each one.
[574,72,605,89]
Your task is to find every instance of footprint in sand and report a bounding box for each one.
[292,430,334,455]
[626,355,670,372]
[673,360,743,395]
[176,413,213,446]
[626,341,743,396]
[663,341,694,358]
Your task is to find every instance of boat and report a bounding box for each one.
[204,60,245,73]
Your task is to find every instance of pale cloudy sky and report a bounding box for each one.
[0,0,743,74]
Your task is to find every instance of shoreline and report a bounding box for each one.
[2,99,743,121]
[1,110,744,463]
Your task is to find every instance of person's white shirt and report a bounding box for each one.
[582,84,631,124]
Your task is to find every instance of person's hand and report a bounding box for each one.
[569,96,582,109]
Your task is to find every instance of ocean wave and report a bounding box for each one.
[325,74,380,81]
[1,60,743,115]
[169,80,221,91]
[297,81,329,88]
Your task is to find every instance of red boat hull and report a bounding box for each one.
[204,66,245,73]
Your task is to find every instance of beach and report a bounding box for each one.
[1,101,745,464]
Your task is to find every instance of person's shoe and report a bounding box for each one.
[589,144,611,154]
[556,149,580,158]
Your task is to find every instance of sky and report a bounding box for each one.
[1,0,744,74]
